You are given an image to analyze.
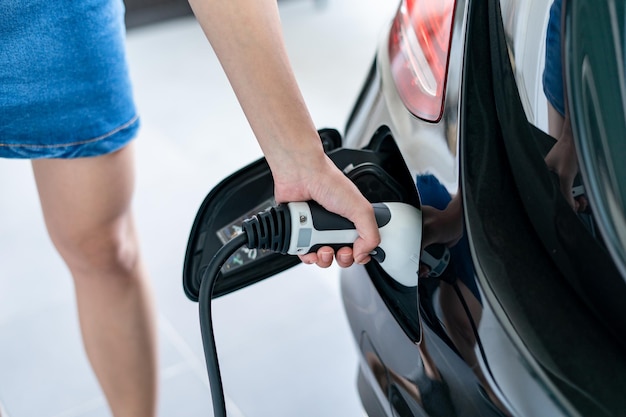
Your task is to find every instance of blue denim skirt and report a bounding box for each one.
[0,0,139,159]
[542,0,565,116]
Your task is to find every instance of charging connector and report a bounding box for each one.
[241,205,291,254]
[197,200,423,417]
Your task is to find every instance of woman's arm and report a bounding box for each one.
[188,0,380,266]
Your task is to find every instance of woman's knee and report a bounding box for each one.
[52,215,141,278]
[32,146,141,279]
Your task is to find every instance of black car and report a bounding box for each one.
[184,0,626,416]
[339,0,626,416]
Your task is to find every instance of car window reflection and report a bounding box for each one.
[417,174,511,416]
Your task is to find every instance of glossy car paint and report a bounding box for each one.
[340,0,626,416]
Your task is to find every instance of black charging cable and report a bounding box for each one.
[197,205,293,417]
[198,231,246,417]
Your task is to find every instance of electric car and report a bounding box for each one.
[338,0,626,416]
[184,0,626,416]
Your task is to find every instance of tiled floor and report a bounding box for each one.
[0,1,397,416]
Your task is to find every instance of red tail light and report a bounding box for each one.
[388,0,456,122]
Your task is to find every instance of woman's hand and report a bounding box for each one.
[544,120,588,212]
[272,152,381,268]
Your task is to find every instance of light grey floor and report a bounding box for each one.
[0,1,397,416]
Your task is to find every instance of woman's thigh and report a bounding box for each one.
[31,144,138,272]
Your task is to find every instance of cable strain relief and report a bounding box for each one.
[242,204,291,254]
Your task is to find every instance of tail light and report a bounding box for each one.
[388,0,456,122]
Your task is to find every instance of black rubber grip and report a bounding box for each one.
[309,201,391,231]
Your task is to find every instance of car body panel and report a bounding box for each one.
[341,0,626,416]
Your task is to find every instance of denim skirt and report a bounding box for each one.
[542,0,565,116]
[0,0,139,159]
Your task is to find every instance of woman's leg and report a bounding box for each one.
[32,143,158,417]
